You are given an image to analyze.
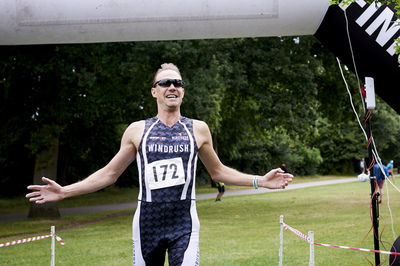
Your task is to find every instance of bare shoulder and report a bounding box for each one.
[126,120,145,131]
[123,120,145,147]
[193,119,211,149]
[193,119,210,134]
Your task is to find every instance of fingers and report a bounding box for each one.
[274,168,293,179]
[27,177,52,190]
[25,191,44,204]
[277,180,289,189]
[280,172,293,180]
[275,168,284,173]
[26,185,44,191]
[29,197,41,203]
[29,197,46,204]
[277,172,293,189]
[26,176,53,192]
[26,178,48,200]
[285,175,293,182]
[26,191,41,198]
[25,191,42,202]
[42,176,53,185]
[277,174,293,183]
[262,169,294,189]
[26,190,47,203]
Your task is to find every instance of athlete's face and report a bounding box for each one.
[151,70,185,111]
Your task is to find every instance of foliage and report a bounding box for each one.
[195,37,324,176]
[330,0,400,16]
[370,97,400,163]
[314,118,365,174]
[1,36,399,197]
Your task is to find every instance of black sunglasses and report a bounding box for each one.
[153,79,185,88]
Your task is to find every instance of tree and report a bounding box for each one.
[2,36,399,200]
[209,37,324,175]
[0,43,147,214]
[369,97,400,164]
[0,47,37,197]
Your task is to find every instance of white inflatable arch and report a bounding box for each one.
[1,0,399,113]
[0,0,329,44]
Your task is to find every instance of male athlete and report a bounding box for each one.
[26,63,293,265]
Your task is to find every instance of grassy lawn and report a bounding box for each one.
[2,176,399,265]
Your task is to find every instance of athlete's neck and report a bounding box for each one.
[157,112,181,128]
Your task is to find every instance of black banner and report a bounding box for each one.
[315,1,400,114]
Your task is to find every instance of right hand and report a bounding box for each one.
[26,177,64,204]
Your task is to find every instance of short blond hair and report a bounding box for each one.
[152,63,182,86]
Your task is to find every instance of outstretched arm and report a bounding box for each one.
[26,121,143,204]
[194,120,293,189]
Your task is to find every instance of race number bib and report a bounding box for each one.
[146,158,186,190]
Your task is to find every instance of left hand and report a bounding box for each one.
[259,168,293,189]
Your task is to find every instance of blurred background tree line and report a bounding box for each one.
[1,36,399,197]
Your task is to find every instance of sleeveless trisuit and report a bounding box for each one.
[132,116,200,265]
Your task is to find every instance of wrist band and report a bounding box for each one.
[253,175,259,189]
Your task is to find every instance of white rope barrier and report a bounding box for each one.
[279,215,400,264]
[0,234,51,247]
[0,230,64,247]
[0,226,64,265]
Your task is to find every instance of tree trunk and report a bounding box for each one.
[28,128,61,219]
[28,201,61,219]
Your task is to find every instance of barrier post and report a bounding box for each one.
[51,226,55,266]
[308,231,314,266]
[279,215,284,266]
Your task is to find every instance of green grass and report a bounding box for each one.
[2,176,399,265]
